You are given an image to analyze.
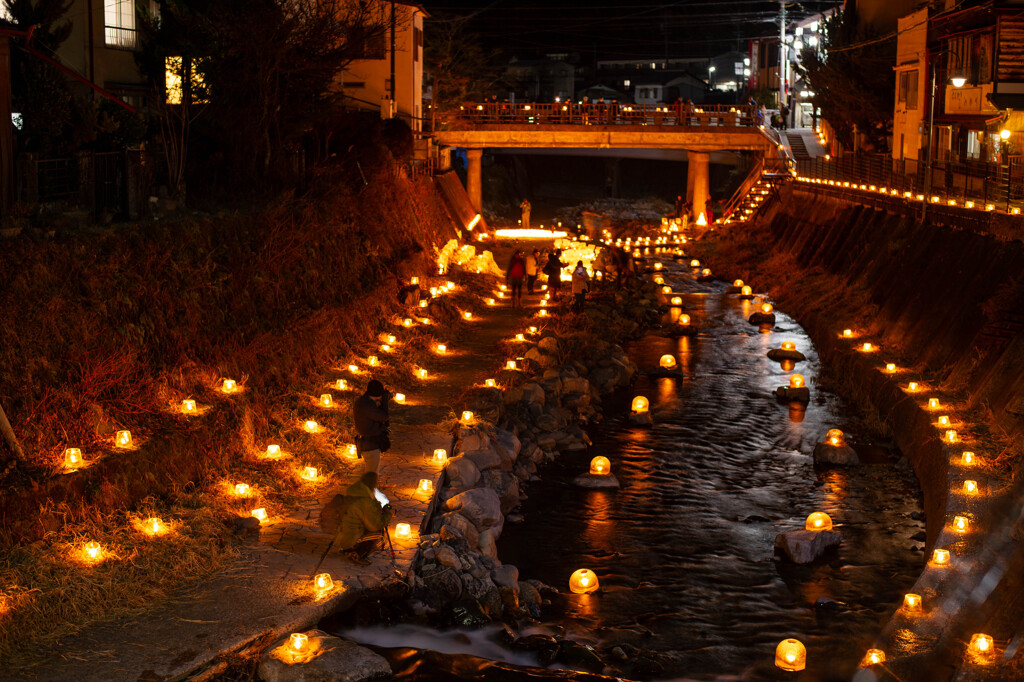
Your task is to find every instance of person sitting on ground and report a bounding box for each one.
[334,472,393,565]
[571,260,590,313]
[506,249,526,308]
[353,379,390,474]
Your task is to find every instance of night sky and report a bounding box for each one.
[422,0,840,60]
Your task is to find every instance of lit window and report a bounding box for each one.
[734,62,743,75]
[624,79,630,87]
[105,0,137,49]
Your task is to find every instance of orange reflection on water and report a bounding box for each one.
[788,402,806,423]
[780,359,796,372]
[822,469,850,507]
[657,377,675,402]
[582,490,615,549]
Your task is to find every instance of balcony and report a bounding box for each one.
[104,26,138,50]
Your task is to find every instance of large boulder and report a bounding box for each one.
[775,386,810,403]
[521,382,546,405]
[439,511,479,548]
[419,566,464,605]
[446,456,481,489]
[462,446,503,472]
[774,529,842,564]
[812,442,859,466]
[573,472,620,489]
[538,336,559,354]
[445,488,503,531]
[477,528,498,559]
[495,428,521,459]
[258,630,391,682]
[491,564,520,593]
[481,469,521,514]
[562,376,590,395]
[461,429,490,452]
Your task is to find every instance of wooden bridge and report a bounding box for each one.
[432,103,782,219]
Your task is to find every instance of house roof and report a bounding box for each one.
[393,0,429,18]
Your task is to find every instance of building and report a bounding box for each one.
[892,8,928,168]
[504,55,575,102]
[340,0,427,131]
[595,57,708,103]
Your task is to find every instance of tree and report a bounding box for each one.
[424,15,500,130]
[797,5,895,152]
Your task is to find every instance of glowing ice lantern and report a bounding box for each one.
[953,515,969,532]
[84,541,102,561]
[319,394,332,408]
[348,364,359,373]
[904,593,922,612]
[387,334,397,344]
[660,354,677,369]
[395,522,412,539]
[886,363,896,373]
[861,342,874,352]
[368,355,379,366]
[589,456,611,475]
[436,344,447,354]
[690,259,700,267]
[661,286,672,294]
[461,410,474,422]
[528,326,538,334]
[302,466,318,481]
[336,379,347,390]
[345,444,358,459]
[741,286,752,296]
[733,279,744,287]
[842,329,853,338]
[418,300,428,308]
[410,276,419,285]
[485,378,496,387]
[381,344,391,353]
[964,480,978,495]
[679,314,691,325]
[403,318,413,327]
[761,303,773,314]
[463,311,473,320]
[908,382,919,392]
[962,451,975,465]
[418,479,434,494]
[418,368,428,379]
[654,262,663,270]
[145,517,164,536]
[314,573,333,592]
[826,428,846,447]
[182,399,197,414]
[932,548,951,565]
[631,396,649,413]
[289,633,308,653]
[487,298,496,306]
[250,507,269,521]
[64,448,84,468]
[970,633,994,655]
[304,419,318,433]
[945,430,959,443]
[774,639,806,672]
[789,374,805,389]
[515,333,525,341]
[433,448,448,464]
[701,268,711,277]
[506,360,517,370]
[116,430,132,448]
[234,483,251,496]
[862,649,886,666]
[805,512,832,531]
[781,341,796,351]
[222,379,237,393]
[394,393,406,404]
[539,310,548,317]
[938,415,950,426]
[266,444,281,457]
[569,568,599,594]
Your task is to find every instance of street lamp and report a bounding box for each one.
[709,65,716,89]
[921,50,967,223]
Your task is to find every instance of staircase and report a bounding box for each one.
[786,132,811,161]
[731,174,789,222]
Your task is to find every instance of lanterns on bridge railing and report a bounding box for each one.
[774,639,806,672]
[805,512,832,531]
[589,456,611,475]
[631,396,649,413]
[569,568,600,594]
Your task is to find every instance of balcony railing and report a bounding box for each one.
[104,26,138,50]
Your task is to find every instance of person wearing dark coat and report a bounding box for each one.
[353,379,390,474]
[334,472,393,565]
[543,249,565,299]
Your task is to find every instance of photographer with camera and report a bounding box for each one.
[334,471,393,565]
[353,379,391,475]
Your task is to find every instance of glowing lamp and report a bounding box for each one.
[679,314,691,325]
[345,444,358,459]
[786,374,805,389]
[1001,128,1012,140]
[64,448,83,468]
[861,342,874,352]
[904,593,922,611]
[446,281,455,289]
[654,262,663,270]
[953,515,969,532]
[660,354,677,369]
[862,649,886,666]
[369,355,379,366]
[387,334,396,344]
[964,480,978,495]
[945,430,959,443]
[395,522,412,539]
[741,286,752,296]
[886,363,896,373]
[410,276,420,285]
[515,333,525,341]
[116,430,132,448]
[842,329,853,338]
[661,285,672,294]
[500,284,507,291]
[302,466,318,481]
[304,419,318,433]
[234,483,251,496]
[252,507,268,521]
[781,341,796,351]
[932,548,951,565]
[84,541,102,561]
[348,364,359,373]
[314,573,333,592]
[403,318,413,327]
[418,368,428,379]
[486,298,496,306]
[938,415,950,426]
[962,451,975,465]
[589,456,611,475]
[418,478,434,494]
[266,444,281,456]
[290,633,308,652]
[733,279,744,287]
[774,639,807,672]
[429,287,438,296]
[569,568,599,594]
[826,428,846,447]
[394,393,406,404]
[506,360,517,370]
[696,212,708,226]
[528,326,538,334]
[182,399,197,413]
[461,411,474,422]
[908,382,919,392]
[690,259,700,267]
[805,511,832,531]
[433,448,448,464]
[222,379,237,393]
[336,379,347,390]
[631,396,649,413]
[436,344,446,354]
[418,300,428,308]
[670,296,683,305]
[759,303,773,315]
[970,633,994,655]
[381,344,391,353]
[319,394,332,408]
[539,310,548,317]
[485,378,496,388]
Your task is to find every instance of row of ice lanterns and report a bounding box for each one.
[796,176,1022,215]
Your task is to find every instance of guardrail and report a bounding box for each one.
[442,102,763,129]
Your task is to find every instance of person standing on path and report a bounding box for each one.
[353,379,390,474]
[543,248,565,299]
[525,249,540,294]
[506,250,526,308]
[520,198,532,229]
[571,260,590,313]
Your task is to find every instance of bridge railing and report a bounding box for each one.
[441,102,761,129]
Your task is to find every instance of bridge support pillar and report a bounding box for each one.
[686,151,710,221]
[466,148,483,212]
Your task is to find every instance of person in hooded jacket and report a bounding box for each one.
[353,379,390,474]
[334,471,393,565]
[571,260,590,313]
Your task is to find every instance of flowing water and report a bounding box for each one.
[341,258,925,681]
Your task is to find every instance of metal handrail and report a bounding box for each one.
[443,102,761,129]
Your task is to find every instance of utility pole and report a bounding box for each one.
[389,0,396,106]
[779,0,787,111]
